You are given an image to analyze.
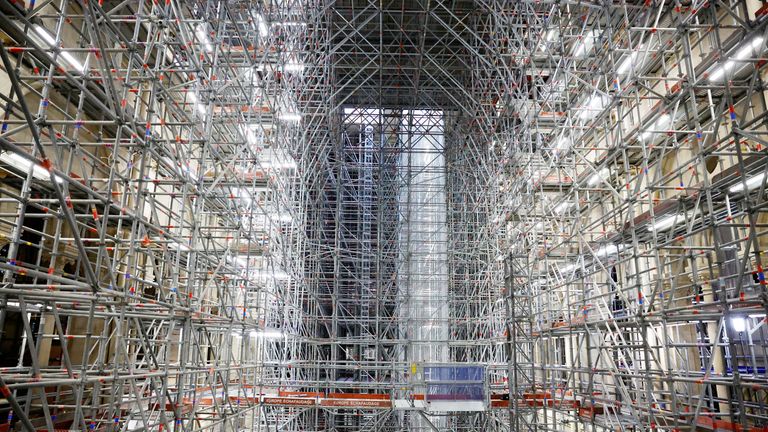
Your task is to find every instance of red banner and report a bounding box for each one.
[320,399,392,409]
[263,397,316,407]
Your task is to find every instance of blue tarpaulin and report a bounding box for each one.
[423,366,485,401]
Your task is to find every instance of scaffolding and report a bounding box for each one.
[0,0,318,430]
[1,0,768,431]
[500,1,768,432]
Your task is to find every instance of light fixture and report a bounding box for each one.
[546,30,558,42]
[729,172,767,194]
[710,61,736,81]
[241,67,259,87]
[554,135,571,152]
[255,328,284,339]
[272,270,289,280]
[709,37,765,81]
[187,92,207,116]
[8,301,46,312]
[277,213,293,223]
[574,43,586,57]
[617,50,639,75]
[256,13,269,38]
[33,25,85,72]
[559,263,578,274]
[735,37,765,60]
[553,201,572,214]
[240,124,267,147]
[230,187,253,207]
[259,148,297,170]
[648,213,681,232]
[168,241,191,252]
[616,43,654,75]
[254,269,290,280]
[0,152,63,183]
[573,30,599,58]
[228,255,249,269]
[647,210,696,232]
[593,244,626,259]
[242,126,258,146]
[639,113,671,141]
[180,164,195,178]
[588,167,609,186]
[748,313,766,319]
[731,316,747,332]
[274,21,307,27]
[261,159,297,170]
[278,112,302,122]
[579,94,609,120]
[195,24,213,53]
[283,61,305,73]
[539,29,558,52]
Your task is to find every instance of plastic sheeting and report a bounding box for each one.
[399,110,448,364]
[424,366,485,401]
[399,110,449,429]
